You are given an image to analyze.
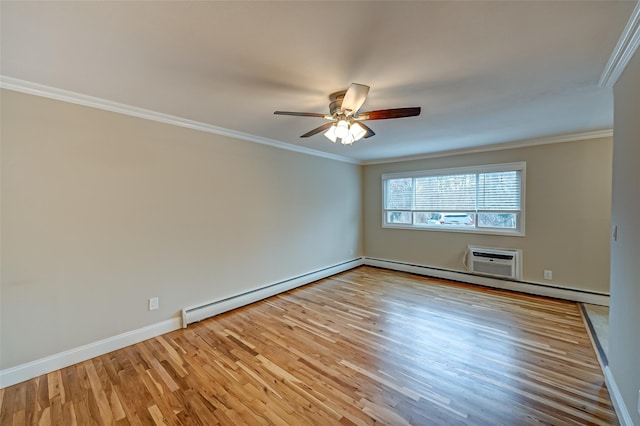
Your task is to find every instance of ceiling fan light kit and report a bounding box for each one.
[274,83,421,146]
[324,120,368,145]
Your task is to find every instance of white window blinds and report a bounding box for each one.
[385,178,413,210]
[413,174,477,211]
[383,163,525,235]
[477,171,521,211]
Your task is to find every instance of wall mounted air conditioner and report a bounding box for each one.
[466,246,521,280]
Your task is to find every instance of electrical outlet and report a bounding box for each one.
[149,297,159,311]
[544,270,553,280]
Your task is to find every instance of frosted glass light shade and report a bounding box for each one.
[349,122,366,141]
[324,125,338,142]
[341,133,355,145]
[335,120,349,138]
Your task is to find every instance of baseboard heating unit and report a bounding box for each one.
[182,258,363,327]
[466,246,521,280]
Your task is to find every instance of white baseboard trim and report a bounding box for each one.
[604,365,635,426]
[182,257,364,326]
[0,317,182,389]
[364,257,610,306]
[0,258,364,389]
[2,257,609,390]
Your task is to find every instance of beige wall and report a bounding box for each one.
[0,86,618,376]
[363,138,612,294]
[611,46,640,425]
[0,89,363,369]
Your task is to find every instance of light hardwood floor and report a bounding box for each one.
[0,266,617,425]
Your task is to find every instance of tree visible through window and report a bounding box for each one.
[383,163,525,235]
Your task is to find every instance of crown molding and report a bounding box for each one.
[599,1,640,88]
[0,76,359,165]
[0,76,615,167]
[361,129,613,165]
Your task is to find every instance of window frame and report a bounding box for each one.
[382,162,526,236]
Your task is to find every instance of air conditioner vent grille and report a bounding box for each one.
[467,246,521,280]
[472,251,514,260]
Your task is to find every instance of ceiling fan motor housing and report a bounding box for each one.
[328,90,347,116]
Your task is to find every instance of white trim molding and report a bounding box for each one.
[599,0,640,88]
[1,76,614,167]
[0,318,182,389]
[604,366,635,426]
[183,258,364,326]
[578,307,634,425]
[0,76,358,165]
[0,258,611,389]
[0,258,364,389]
[362,129,613,165]
[364,257,610,306]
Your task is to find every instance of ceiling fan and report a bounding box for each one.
[274,83,421,145]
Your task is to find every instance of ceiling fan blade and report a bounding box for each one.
[274,111,327,118]
[357,107,421,120]
[341,83,370,115]
[300,122,335,138]
[357,122,376,138]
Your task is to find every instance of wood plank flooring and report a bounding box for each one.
[0,266,618,425]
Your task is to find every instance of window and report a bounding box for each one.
[383,162,525,235]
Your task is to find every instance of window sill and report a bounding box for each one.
[382,224,525,237]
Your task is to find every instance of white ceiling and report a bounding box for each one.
[1,1,635,163]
